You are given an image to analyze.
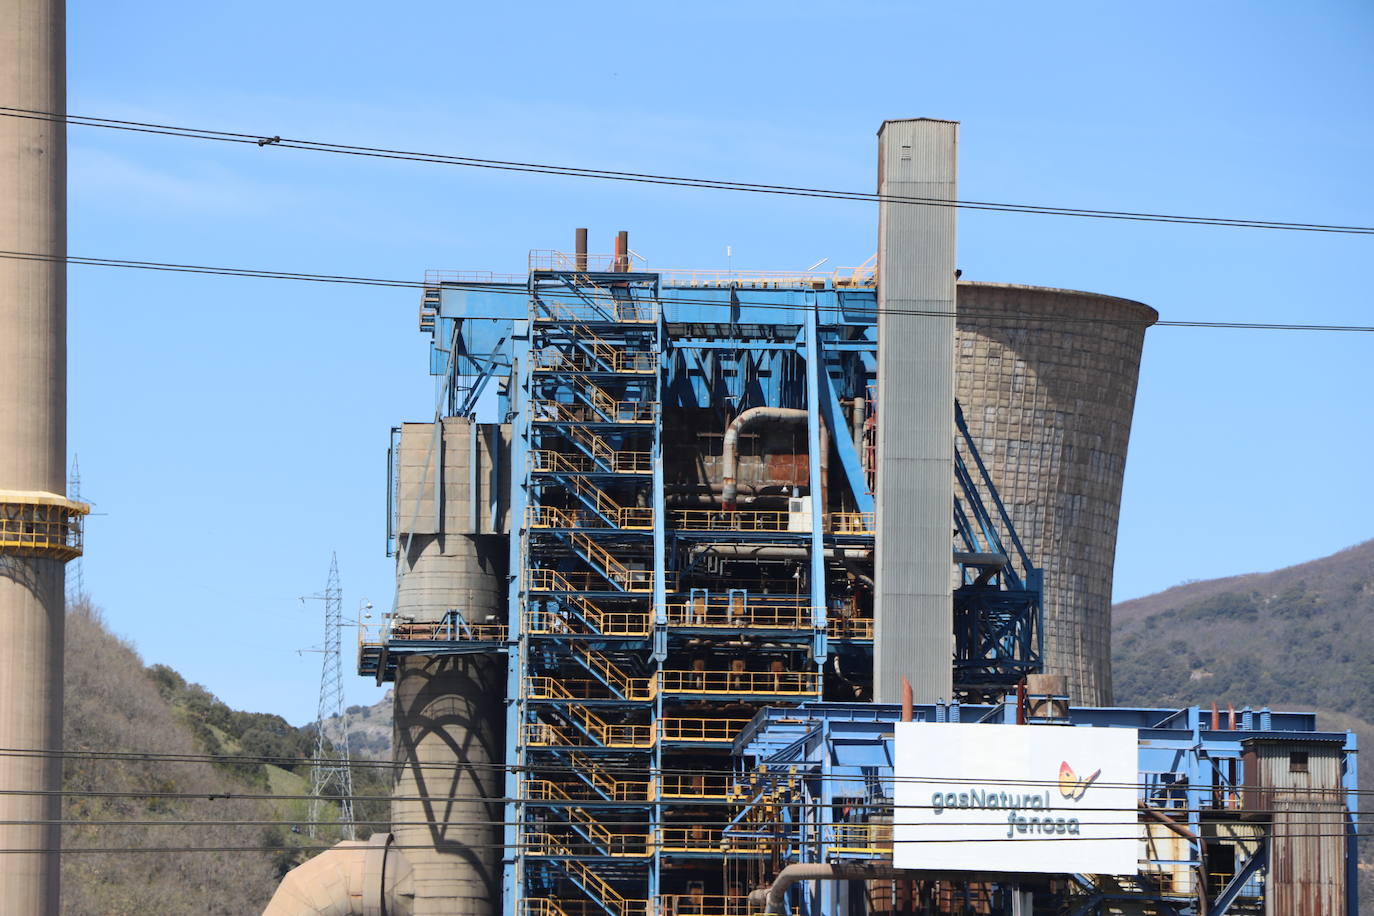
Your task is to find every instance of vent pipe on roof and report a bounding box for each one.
[574,228,587,272]
[614,230,629,271]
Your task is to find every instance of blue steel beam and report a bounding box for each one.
[502,325,531,916]
[803,304,828,665]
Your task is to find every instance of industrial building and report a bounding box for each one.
[259,120,1359,915]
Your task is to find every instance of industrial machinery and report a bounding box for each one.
[360,233,1045,916]
[279,119,1355,916]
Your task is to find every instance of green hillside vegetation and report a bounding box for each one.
[62,600,390,914]
[1111,537,1374,910]
[331,691,394,760]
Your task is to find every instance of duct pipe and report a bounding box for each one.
[263,834,415,916]
[841,558,876,591]
[749,864,1010,915]
[850,396,865,455]
[901,677,913,722]
[688,545,871,561]
[614,230,629,271]
[574,227,587,272]
[720,408,808,509]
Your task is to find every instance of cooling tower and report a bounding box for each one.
[954,281,1157,706]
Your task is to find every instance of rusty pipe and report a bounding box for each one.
[901,677,913,722]
[721,407,808,509]
[749,864,906,915]
[575,227,587,272]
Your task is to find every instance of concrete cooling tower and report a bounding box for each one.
[954,281,1158,706]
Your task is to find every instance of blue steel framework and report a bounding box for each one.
[729,702,1359,916]
[364,255,1046,916]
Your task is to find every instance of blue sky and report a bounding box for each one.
[63,1,1373,723]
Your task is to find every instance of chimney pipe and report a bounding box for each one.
[575,227,587,272]
[1,2,83,913]
[614,230,629,272]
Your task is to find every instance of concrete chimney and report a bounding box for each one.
[1,1,86,912]
[872,119,958,704]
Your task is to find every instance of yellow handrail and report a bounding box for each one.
[531,398,656,426]
[569,752,651,801]
[826,616,875,639]
[658,718,752,743]
[828,511,876,535]
[524,833,650,916]
[670,509,791,532]
[528,705,655,749]
[831,822,893,854]
[659,670,821,696]
[655,773,735,799]
[664,602,814,629]
[657,826,725,853]
[532,448,652,476]
[386,620,507,642]
[654,895,756,916]
[521,781,648,856]
[574,643,656,700]
[568,531,654,592]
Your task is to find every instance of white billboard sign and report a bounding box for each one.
[893,722,1139,875]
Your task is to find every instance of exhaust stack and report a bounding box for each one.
[1,1,87,913]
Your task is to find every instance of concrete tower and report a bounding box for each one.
[0,1,85,912]
[954,282,1157,705]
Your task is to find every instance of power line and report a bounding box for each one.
[15,746,1371,799]
[1,249,1370,333]
[5,828,1369,856]
[2,106,1372,235]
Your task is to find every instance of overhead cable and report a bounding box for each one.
[1,250,1370,333]
[1,106,1372,235]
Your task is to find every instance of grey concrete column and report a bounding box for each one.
[873,119,958,704]
[0,1,68,913]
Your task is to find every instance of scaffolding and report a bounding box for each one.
[362,251,1045,916]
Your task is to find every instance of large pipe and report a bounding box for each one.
[720,408,808,509]
[614,230,629,272]
[262,834,415,916]
[1,1,71,912]
[688,545,870,561]
[850,396,865,455]
[749,865,903,914]
[748,864,1009,915]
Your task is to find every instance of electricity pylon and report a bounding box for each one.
[305,553,355,839]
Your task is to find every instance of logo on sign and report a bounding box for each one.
[1058,761,1101,801]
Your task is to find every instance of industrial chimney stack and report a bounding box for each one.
[1,1,85,912]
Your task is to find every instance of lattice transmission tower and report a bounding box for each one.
[307,553,355,838]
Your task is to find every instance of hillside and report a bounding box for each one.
[1112,537,1374,909]
[327,689,394,760]
[61,601,388,914]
